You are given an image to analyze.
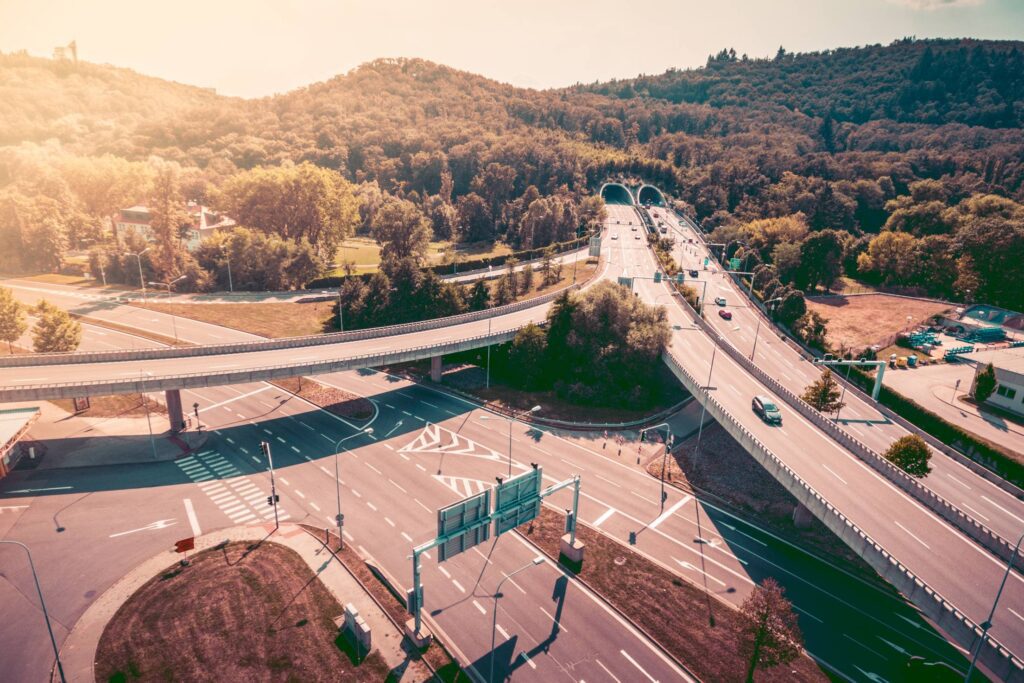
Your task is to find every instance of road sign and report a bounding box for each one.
[494,467,543,536]
[174,537,195,553]
[588,235,602,257]
[704,257,709,266]
[437,489,491,562]
[654,271,662,283]
[729,257,742,271]
[617,276,634,289]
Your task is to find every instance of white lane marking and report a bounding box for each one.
[414,498,430,512]
[422,401,439,409]
[299,421,315,431]
[401,532,413,542]
[209,492,235,503]
[452,579,466,593]
[109,519,176,538]
[291,446,300,453]
[630,490,658,505]
[195,385,274,413]
[389,479,407,493]
[894,521,931,550]
[620,650,657,682]
[946,472,971,490]
[384,516,395,527]
[415,464,427,472]
[1009,608,1024,624]
[519,653,536,670]
[560,457,583,470]
[294,490,305,499]
[650,495,692,530]
[473,600,487,615]
[263,429,273,435]
[822,464,848,485]
[539,606,565,632]
[351,489,361,498]
[496,624,510,640]
[275,436,286,444]
[384,444,395,451]
[674,557,726,586]
[402,411,412,417]
[367,501,377,511]
[981,495,1024,526]
[184,499,202,536]
[596,660,621,683]
[593,508,616,528]
[438,566,451,579]
[321,434,334,443]
[309,502,321,512]
[233,513,257,523]
[319,466,332,476]
[366,462,383,475]
[279,477,290,486]
[961,502,991,522]
[794,605,824,624]
[595,473,621,488]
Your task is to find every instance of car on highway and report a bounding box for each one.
[611,233,618,240]
[688,269,699,277]
[631,225,637,231]
[634,233,641,240]
[718,309,732,320]
[714,296,727,306]
[752,395,782,424]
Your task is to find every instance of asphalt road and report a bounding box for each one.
[0,210,984,681]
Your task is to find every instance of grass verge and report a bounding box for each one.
[520,507,828,682]
[271,377,374,421]
[95,540,390,682]
[138,301,336,339]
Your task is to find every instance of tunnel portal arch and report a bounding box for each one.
[600,182,635,205]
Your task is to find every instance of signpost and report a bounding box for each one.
[493,467,542,536]
[588,235,602,257]
[174,536,194,565]
[729,257,742,271]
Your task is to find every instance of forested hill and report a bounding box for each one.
[579,38,1024,129]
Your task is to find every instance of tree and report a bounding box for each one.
[538,246,556,286]
[738,578,802,682]
[371,197,432,273]
[455,192,493,243]
[148,160,188,278]
[792,311,829,351]
[974,363,997,402]
[884,435,932,477]
[31,300,81,352]
[774,288,806,327]
[468,280,490,311]
[796,230,844,292]
[802,369,845,413]
[0,287,27,353]
[508,324,548,390]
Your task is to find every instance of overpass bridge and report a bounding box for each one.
[3,192,1024,678]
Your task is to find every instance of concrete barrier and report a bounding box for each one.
[661,351,1024,681]
[0,285,578,369]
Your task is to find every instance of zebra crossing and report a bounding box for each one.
[433,474,494,498]
[176,450,290,525]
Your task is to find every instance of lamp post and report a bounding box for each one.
[694,342,718,464]
[148,275,187,343]
[490,556,545,683]
[481,406,541,477]
[127,247,150,300]
[750,297,783,361]
[965,531,1024,681]
[332,427,374,550]
[337,287,344,332]
[0,540,66,683]
[640,422,674,509]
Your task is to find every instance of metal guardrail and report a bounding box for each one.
[0,285,578,369]
[662,350,1024,681]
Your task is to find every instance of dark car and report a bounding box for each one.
[718,309,732,320]
[752,395,782,424]
[688,269,699,278]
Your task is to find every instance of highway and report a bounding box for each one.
[652,205,1024,545]
[605,201,1024,670]
[0,209,982,681]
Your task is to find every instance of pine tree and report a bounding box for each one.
[31,300,82,353]
[468,280,490,311]
[801,369,845,413]
[0,287,27,353]
[974,363,997,402]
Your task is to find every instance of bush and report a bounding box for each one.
[884,435,932,477]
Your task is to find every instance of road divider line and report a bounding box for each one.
[894,521,931,550]
[650,495,692,530]
[592,508,616,528]
[183,498,202,536]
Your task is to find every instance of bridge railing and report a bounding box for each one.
[0,285,578,368]
[662,350,1024,681]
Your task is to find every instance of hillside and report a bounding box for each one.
[579,38,1024,129]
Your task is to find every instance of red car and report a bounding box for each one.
[718,309,733,320]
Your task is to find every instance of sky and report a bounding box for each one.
[1,0,1022,98]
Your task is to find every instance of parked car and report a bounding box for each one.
[688,269,699,277]
[752,395,782,424]
[715,296,727,306]
[718,309,733,320]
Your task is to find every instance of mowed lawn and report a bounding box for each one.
[806,294,952,351]
[140,301,336,338]
[330,237,513,275]
[95,541,389,682]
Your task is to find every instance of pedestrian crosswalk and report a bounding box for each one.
[176,450,290,525]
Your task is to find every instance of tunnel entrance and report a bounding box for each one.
[600,183,635,205]
[637,185,665,206]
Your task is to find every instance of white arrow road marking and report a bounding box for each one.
[109,519,177,538]
[383,420,404,438]
[5,486,73,494]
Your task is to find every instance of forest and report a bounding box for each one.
[0,37,1021,308]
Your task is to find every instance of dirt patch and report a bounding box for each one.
[139,301,336,339]
[520,508,828,683]
[51,393,167,418]
[271,377,374,421]
[650,423,868,571]
[95,540,390,683]
[300,524,467,681]
[806,294,952,353]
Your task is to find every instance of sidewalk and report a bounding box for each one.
[56,522,431,682]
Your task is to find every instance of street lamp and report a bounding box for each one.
[750,297,783,361]
[126,247,150,300]
[219,245,233,293]
[332,427,374,550]
[0,540,66,683]
[965,531,1024,681]
[640,422,674,509]
[480,406,541,477]
[148,275,187,343]
[490,556,545,683]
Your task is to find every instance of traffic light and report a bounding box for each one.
[654,271,662,283]
[267,494,279,506]
[260,441,270,459]
[675,273,684,284]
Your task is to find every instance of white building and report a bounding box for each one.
[116,202,236,252]
[970,349,1024,417]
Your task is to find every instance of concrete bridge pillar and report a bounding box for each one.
[430,356,443,383]
[166,389,185,432]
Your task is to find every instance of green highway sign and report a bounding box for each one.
[437,489,491,562]
[729,257,742,271]
[494,467,543,536]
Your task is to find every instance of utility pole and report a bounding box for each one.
[261,441,279,529]
[0,541,66,683]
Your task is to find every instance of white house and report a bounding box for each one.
[116,202,236,252]
[970,349,1024,417]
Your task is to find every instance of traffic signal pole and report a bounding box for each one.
[261,441,279,529]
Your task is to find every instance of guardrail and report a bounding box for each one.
[0,285,578,369]
[668,284,1024,572]
[661,350,1024,681]
[0,329,525,402]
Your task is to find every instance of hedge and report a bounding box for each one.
[847,366,1024,488]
